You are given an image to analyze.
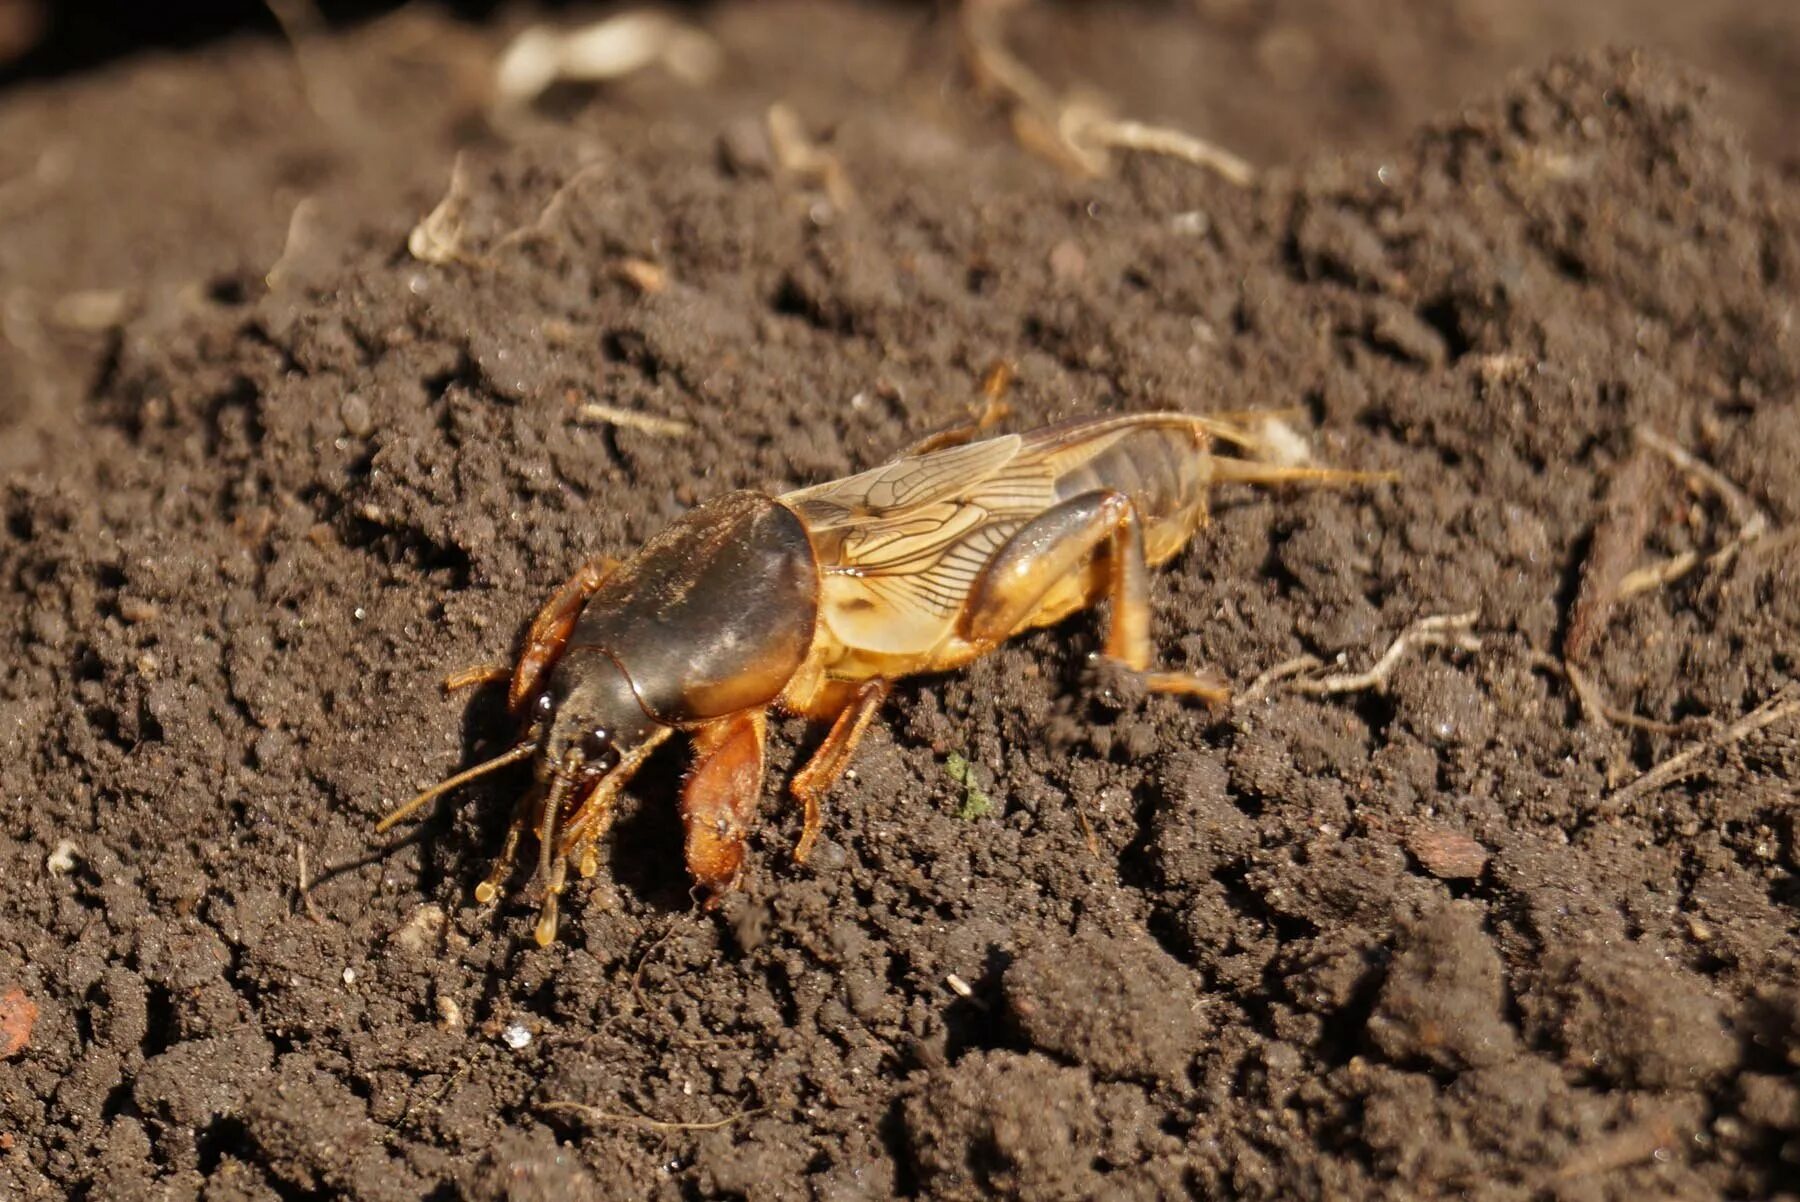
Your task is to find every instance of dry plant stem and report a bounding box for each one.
[1286,612,1481,697]
[960,0,1253,185]
[540,1099,758,1132]
[766,103,856,210]
[1556,659,1689,735]
[1563,658,1614,734]
[1068,114,1255,187]
[1634,427,1768,536]
[295,844,322,923]
[1616,426,1773,598]
[575,403,692,439]
[1608,683,1800,809]
[1616,550,1699,599]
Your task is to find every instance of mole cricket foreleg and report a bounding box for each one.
[436,555,622,705]
[505,554,622,713]
[962,489,1229,703]
[681,711,769,899]
[789,678,891,863]
[554,727,672,878]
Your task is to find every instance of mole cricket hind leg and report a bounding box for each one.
[789,678,891,864]
[506,554,622,713]
[681,711,769,900]
[898,385,1013,457]
[962,489,1230,704]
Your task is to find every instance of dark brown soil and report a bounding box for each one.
[3,3,1799,1199]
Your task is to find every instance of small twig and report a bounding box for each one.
[1064,114,1255,187]
[540,1098,759,1133]
[575,402,692,439]
[1613,427,1772,598]
[766,103,856,211]
[1527,652,1695,735]
[296,844,323,923]
[1634,427,1768,538]
[1608,683,1799,809]
[1563,659,1613,734]
[1286,612,1481,697]
[1615,550,1699,600]
[960,0,1252,185]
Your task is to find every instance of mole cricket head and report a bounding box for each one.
[530,647,662,790]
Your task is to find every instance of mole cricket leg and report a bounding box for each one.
[680,711,769,899]
[962,490,1229,703]
[506,554,621,713]
[789,678,891,863]
[899,365,1013,456]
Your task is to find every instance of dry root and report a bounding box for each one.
[1615,426,1772,600]
[960,0,1252,185]
[1607,683,1800,811]
[766,103,856,211]
[1238,612,1482,706]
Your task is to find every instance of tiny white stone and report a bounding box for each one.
[46,839,79,875]
[502,1022,532,1050]
[342,967,357,986]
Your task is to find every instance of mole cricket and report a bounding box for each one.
[378,406,1390,943]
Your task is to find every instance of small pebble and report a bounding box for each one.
[502,1022,532,1050]
[339,394,374,438]
[46,839,78,875]
[1406,825,1490,879]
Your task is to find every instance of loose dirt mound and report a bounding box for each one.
[1,5,1796,1199]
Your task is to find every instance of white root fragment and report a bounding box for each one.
[574,402,692,439]
[495,12,722,107]
[1285,611,1482,698]
[1234,655,1324,707]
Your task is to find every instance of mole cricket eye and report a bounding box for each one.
[581,728,620,772]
